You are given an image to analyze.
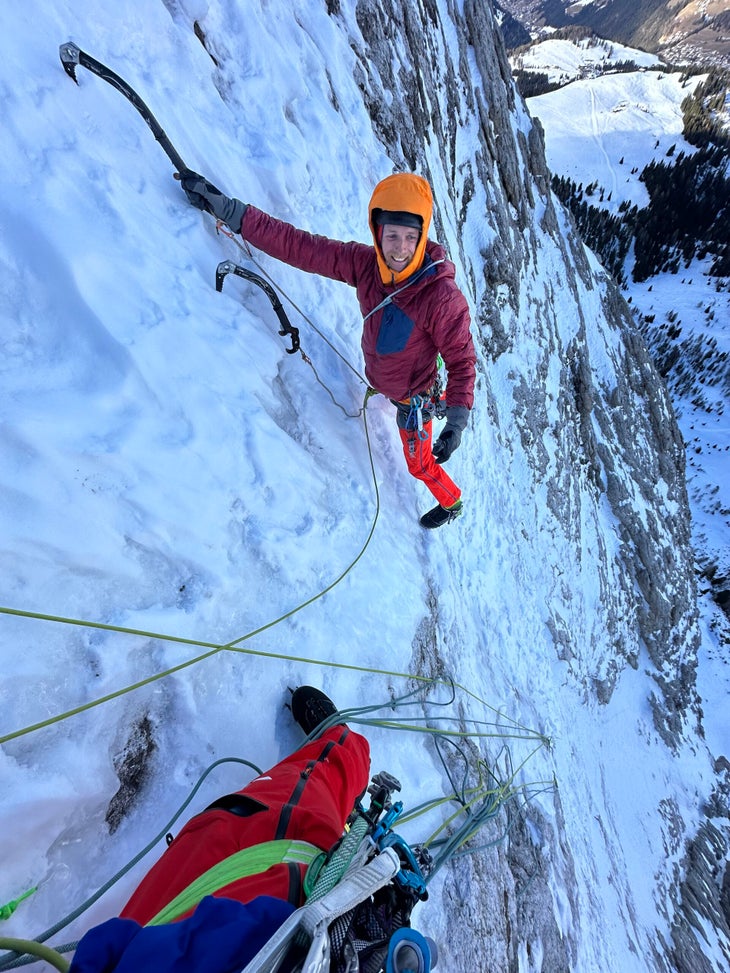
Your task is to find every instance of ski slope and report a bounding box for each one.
[530,69,701,210]
[514,35,661,84]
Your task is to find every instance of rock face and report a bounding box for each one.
[347,0,699,735]
[105,713,157,834]
[638,308,730,636]
[330,0,727,968]
[439,797,581,973]
[668,818,730,973]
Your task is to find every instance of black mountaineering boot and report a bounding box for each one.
[290,686,339,735]
[419,499,463,529]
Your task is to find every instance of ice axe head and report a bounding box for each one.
[59,42,82,83]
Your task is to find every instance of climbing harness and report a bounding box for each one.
[400,352,448,440]
[402,360,446,441]
[0,768,426,973]
[306,771,428,905]
[404,394,432,441]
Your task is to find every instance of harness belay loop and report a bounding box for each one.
[404,354,447,436]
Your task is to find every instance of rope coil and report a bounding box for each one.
[0,686,550,970]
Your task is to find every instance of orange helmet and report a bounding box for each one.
[369,173,433,285]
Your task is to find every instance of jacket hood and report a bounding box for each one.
[369,173,433,285]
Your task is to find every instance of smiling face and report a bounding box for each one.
[368,175,433,284]
[380,223,422,273]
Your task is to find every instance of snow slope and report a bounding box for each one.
[0,4,727,972]
[513,35,661,83]
[529,69,700,210]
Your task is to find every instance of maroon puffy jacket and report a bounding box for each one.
[241,206,476,407]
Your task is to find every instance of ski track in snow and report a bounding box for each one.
[589,86,618,201]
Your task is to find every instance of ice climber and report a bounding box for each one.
[68,686,437,973]
[179,170,476,530]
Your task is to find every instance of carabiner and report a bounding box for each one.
[406,395,429,440]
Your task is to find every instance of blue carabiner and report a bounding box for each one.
[406,395,429,440]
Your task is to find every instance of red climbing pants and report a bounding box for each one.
[120,726,370,923]
[398,422,461,508]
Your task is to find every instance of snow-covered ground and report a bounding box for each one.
[1,5,728,972]
[512,35,662,84]
[529,70,702,210]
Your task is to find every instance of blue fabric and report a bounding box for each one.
[70,895,295,973]
[374,256,439,356]
[375,302,416,355]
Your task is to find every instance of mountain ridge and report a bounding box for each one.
[498,0,730,67]
[521,42,730,970]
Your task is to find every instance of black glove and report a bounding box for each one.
[432,406,469,464]
[432,430,459,464]
[177,170,247,234]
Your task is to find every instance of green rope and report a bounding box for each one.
[146,840,321,927]
[302,686,552,885]
[316,681,549,746]
[0,757,261,971]
[413,736,552,881]
[0,940,68,973]
[310,687,554,885]
[0,393,383,746]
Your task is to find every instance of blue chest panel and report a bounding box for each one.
[375,303,417,355]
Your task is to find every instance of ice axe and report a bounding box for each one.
[215,261,301,355]
[59,41,188,174]
[59,45,301,358]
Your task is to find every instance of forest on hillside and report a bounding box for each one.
[551,67,730,283]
